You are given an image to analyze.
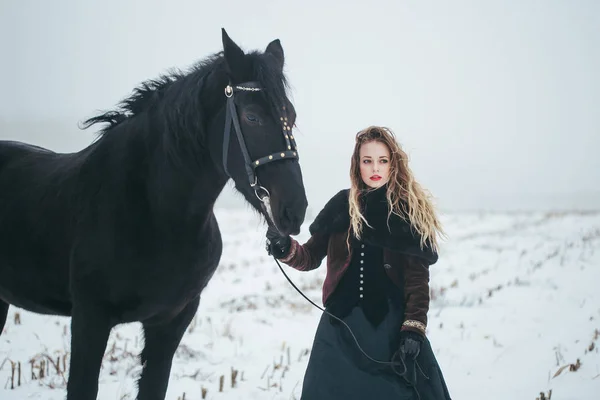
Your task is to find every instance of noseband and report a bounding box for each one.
[221,81,299,207]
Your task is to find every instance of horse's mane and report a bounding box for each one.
[80,50,290,137]
[80,71,184,131]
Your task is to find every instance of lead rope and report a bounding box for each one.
[270,253,428,398]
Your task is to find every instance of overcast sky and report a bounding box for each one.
[1,0,598,212]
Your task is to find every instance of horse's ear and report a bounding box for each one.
[265,39,284,72]
[221,28,246,80]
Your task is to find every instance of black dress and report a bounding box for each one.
[299,236,452,400]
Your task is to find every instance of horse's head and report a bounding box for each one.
[208,29,308,236]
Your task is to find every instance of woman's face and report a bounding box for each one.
[359,140,391,189]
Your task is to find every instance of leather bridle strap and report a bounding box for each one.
[223,93,256,185]
[221,81,299,190]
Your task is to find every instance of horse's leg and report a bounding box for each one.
[136,296,200,400]
[0,300,8,334]
[66,303,113,400]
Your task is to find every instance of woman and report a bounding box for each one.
[266,126,452,399]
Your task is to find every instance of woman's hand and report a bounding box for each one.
[265,226,292,259]
[399,330,423,359]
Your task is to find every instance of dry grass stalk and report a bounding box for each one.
[273,355,283,370]
[297,348,309,362]
[552,359,582,378]
[10,360,15,389]
[536,389,552,400]
[30,359,36,380]
[261,364,270,379]
[5,360,22,389]
[55,356,61,374]
[231,366,238,388]
[24,353,69,386]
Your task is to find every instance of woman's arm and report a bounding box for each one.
[401,255,430,336]
[277,231,330,272]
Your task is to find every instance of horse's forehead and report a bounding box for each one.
[241,87,294,118]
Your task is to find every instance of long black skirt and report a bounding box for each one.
[300,301,452,400]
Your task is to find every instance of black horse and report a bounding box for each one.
[0,29,307,399]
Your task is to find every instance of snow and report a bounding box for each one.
[1,208,599,400]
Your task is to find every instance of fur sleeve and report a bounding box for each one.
[401,255,431,336]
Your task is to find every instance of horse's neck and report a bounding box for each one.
[143,140,228,230]
[84,125,228,229]
[147,156,228,225]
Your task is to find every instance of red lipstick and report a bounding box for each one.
[370,175,381,181]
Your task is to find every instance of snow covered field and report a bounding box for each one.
[1,208,599,400]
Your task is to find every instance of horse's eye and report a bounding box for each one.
[245,114,258,123]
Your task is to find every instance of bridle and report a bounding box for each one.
[221,81,298,224]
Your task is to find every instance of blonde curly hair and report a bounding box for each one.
[348,126,445,252]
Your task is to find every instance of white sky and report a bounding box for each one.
[1,0,598,212]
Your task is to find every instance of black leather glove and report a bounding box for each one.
[265,225,292,259]
[399,330,423,360]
